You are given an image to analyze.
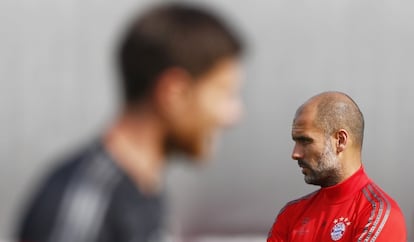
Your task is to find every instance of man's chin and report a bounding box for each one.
[166,134,219,164]
[304,177,312,184]
[188,145,214,164]
[169,143,213,165]
[190,135,218,161]
[304,176,320,186]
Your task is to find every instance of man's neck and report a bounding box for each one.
[104,109,167,195]
[337,152,363,185]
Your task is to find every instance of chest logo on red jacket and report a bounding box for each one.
[330,217,351,241]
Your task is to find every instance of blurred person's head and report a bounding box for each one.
[291,91,364,187]
[116,3,244,160]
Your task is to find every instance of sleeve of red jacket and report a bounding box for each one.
[352,201,407,242]
[267,207,290,242]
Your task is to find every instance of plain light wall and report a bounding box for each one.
[1,0,413,241]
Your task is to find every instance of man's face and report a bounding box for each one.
[168,58,243,160]
[291,107,341,187]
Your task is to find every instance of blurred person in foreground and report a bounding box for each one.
[16,3,244,242]
[267,91,407,242]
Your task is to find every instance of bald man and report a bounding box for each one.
[267,92,407,242]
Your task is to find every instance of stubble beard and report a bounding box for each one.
[304,140,342,187]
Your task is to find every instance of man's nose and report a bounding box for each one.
[291,144,303,160]
[221,99,243,127]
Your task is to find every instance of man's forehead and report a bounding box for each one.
[291,105,319,134]
[293,105,315,124]
[291,120,323,141]
[292,119,310,134]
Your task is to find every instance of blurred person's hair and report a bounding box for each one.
[117,3,243,104]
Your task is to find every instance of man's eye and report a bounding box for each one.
[298,138,312,145]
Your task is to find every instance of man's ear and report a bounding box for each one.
[153,67,193,114]
[335,129,349,153]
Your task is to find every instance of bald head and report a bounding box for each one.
[296,91,365,149]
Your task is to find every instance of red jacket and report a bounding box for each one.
[267,167,406,242]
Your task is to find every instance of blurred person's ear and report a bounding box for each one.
[153,67,193,119]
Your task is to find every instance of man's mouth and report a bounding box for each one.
[298,160,307,168]
[298,160,310,174]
